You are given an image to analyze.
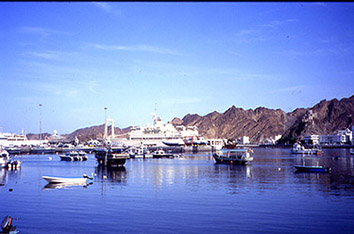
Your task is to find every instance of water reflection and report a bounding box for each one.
[213,164,253,179]
[95,165,128,184]
[291,151,354,195]
[42,181,93,190]
[0,168,8,186]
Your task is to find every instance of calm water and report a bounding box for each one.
[1,148,354,233]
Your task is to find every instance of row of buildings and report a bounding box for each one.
[304,126,354,145]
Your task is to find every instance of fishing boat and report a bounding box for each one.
[42,175,91,184]
[0,149,10,168]
[291,142,322,155]
[94,147,129,167]
[294,165,331,173]
[212,148,254,164]
[151,149,174,158]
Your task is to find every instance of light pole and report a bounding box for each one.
[104,107,107,121]
[39,104,42,142]
[104,107,107,140]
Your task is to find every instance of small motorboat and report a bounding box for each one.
[294,165,331,173]
[151,149,174,158]
[60,151,87,161]
[78,151,88,161]
[42,175,91,184]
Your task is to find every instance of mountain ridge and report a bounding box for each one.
[27,95,354,144]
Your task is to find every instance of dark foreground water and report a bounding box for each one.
[1,148,354,233]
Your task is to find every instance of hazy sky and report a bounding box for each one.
[1,2,354,134]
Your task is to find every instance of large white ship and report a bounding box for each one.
[109,113,208,147]
[0,132,43,147]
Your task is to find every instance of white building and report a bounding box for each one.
[207,138,224,150]
[319,128,352,145]
[304,135,319,145]
[237,136,250,145]
[264,135,282,145]
[337,128,352,143]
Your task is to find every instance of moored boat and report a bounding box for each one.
[78,150,88,161]
[151,149,174,158]
[94,147,129,167]
[59,151,88,161]
[291,142,322,155]
[128,145,150,158]
[212,148,254,164]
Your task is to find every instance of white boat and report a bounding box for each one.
[0,149,10,168]
[212,148,254,164]
[59,151,88,161]
[162,139,185,146]
[42,175,89,184]
[291,142,322,155]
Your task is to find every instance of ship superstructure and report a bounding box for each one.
[111,113,201,147]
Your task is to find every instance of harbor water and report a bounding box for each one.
[1,148,354,233]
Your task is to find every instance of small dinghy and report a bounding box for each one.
[42,174,92,184]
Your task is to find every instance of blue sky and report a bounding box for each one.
[1,2,354,134]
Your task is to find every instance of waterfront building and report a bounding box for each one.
[263,135,282,145]
[237,136,250,145]
[207,139,224,150]
[319,128,352,145]
[304,135,320,145]
[338,128,352,143]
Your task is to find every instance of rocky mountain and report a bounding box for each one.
[27,95,354,144]
[280,95,354,143]
[181,95,354,143]
[182,106,287,143]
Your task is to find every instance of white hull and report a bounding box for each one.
[42,175,87,184]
